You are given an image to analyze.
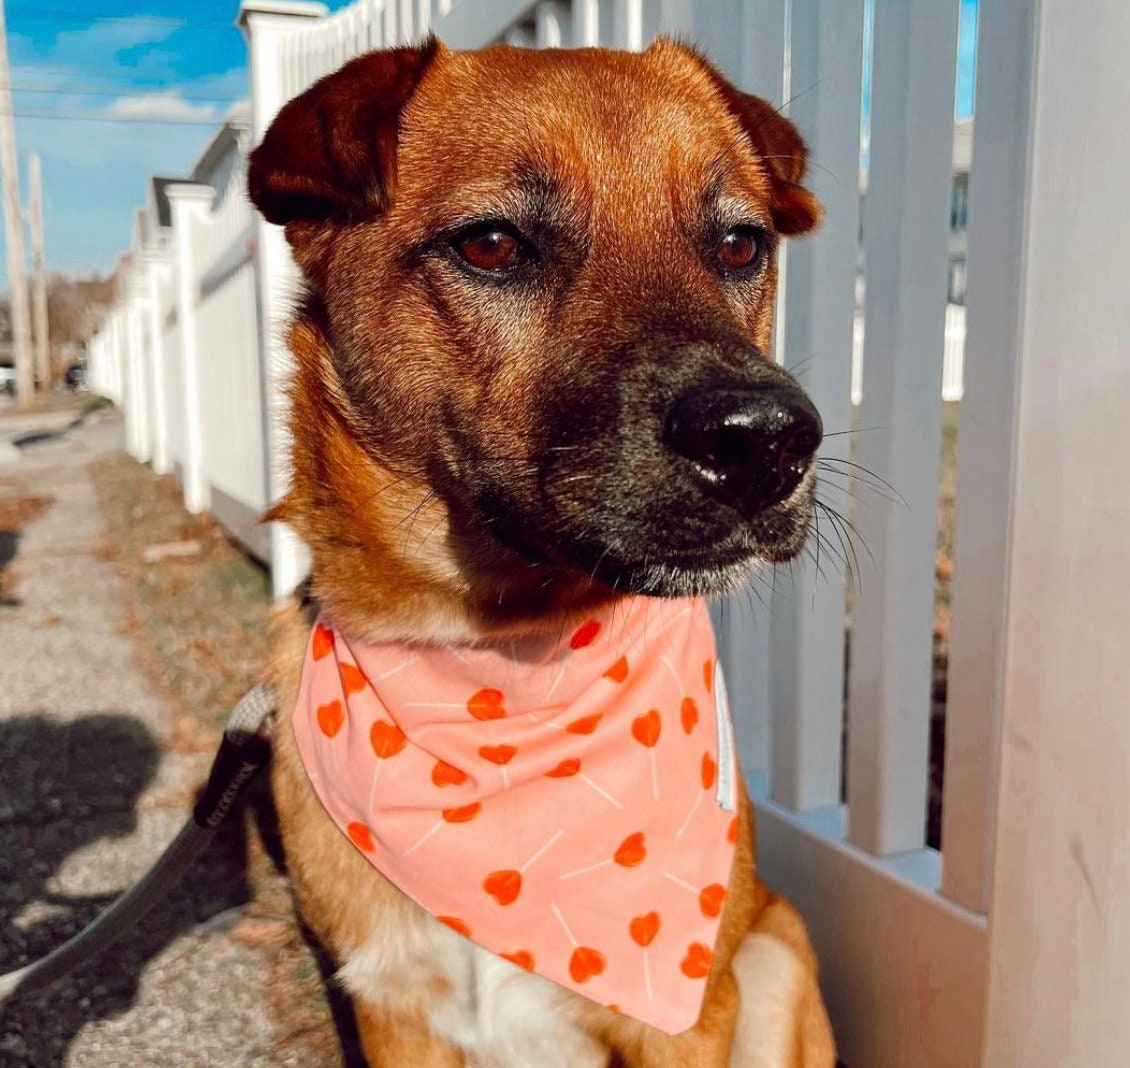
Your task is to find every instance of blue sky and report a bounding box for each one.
[1,0,351,282]
[0,0,978,283]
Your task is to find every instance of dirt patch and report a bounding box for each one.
[87,454,343,1066]
[928,400,960,850]
[0,494,55,605]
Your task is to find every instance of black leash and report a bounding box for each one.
[0,684,275,1003]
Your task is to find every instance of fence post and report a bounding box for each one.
[239,0,327,599]
[981,0,1130,1060]
[143,252,173,475]
[166,183,214,515]
[123,272,151,464]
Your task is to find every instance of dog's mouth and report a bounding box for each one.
[470,468,817,599]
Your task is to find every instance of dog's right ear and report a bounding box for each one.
[248,39,442,228]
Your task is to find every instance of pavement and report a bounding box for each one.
[0,403,297,1067]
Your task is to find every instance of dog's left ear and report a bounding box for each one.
[248,38,443,229]
[670,43,821,236]
[712,86,822,235]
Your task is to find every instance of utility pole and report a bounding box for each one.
[0,0,34,407]
[28,151,48,387]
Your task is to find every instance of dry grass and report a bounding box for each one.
[87,454,343,1066]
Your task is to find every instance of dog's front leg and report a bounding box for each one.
[597,968,739,1068]
[353,1001,466,1067]
[729,899,836,1067]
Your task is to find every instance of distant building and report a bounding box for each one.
[949,117,972,305]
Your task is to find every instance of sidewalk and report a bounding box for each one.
[0,404,296,1067]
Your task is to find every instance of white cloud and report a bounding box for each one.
[48,16,185,68]
[103,91,220,124]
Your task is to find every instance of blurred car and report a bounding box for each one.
[0,365,15,397]
[65,361,86,390]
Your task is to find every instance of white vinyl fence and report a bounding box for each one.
[85,2,1130,1065]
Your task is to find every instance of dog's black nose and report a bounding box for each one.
[664,385,823,513]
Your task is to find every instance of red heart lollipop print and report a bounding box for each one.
[565,713,602,735]
[312,622,334,660]
[632,711,662,798]
[370,720,407,759]
[432,760,468,787]
[340,662,367,695]
[479,745,518,766]
[604,656,629,683]
[317,700,344,738]
[699,884,727,918]
[569,947,606,983]
[346,821,374,852]
[614,832,647,867]
[629,911,660,947]
[442,803,481,823]
[501,950,535,971]
[483,869,522,906]
[467,688,506,720]
[631,710,661,747]
[547,758,581,778]
[570,619,602,649]
[702,752,717,790]
[438,916,471,937]
[681,942,713,979]
[681,697,699,734]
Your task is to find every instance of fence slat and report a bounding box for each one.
[846,0,959,856]
[572,0,598,45]
[939,0,1035,916]
[144,256,171,475]
[432,0,541,47]
[535,1,570,46]
[767,0,865,813]
[611,0,642,50]
[240,0,326,595]
[166,183,216,514]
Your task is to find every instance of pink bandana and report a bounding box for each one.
[293,597,738,1034]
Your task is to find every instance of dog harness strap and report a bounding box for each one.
[292,598,737,1034]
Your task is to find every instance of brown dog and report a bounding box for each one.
[249,37,835,1067]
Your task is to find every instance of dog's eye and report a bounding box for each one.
[454,226,528,273]
[716,227,763,272]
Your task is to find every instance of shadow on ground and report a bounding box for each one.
[0,713,255,1065]
[7,400,109,451]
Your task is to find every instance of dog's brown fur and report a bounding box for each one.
[251,37,835,1067]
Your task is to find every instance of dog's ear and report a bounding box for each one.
[668,42,821,236]
[248,39,442,227]
[712,87,822,235]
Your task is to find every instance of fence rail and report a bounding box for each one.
[80,1,1124,1064]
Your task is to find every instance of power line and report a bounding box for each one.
[7,82,242,103]
[5,10,238,28]
[2,106,223,125]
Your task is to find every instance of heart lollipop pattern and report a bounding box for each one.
[295,598,735,1035]
[467,688,506,720]
[311,622,334,660]
[340,661,367,696]
[570,947,606,983]
[317,700,344,739]
[632,710,662,799]
[630,911,660,947]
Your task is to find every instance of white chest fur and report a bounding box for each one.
[339,913,608,1067]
